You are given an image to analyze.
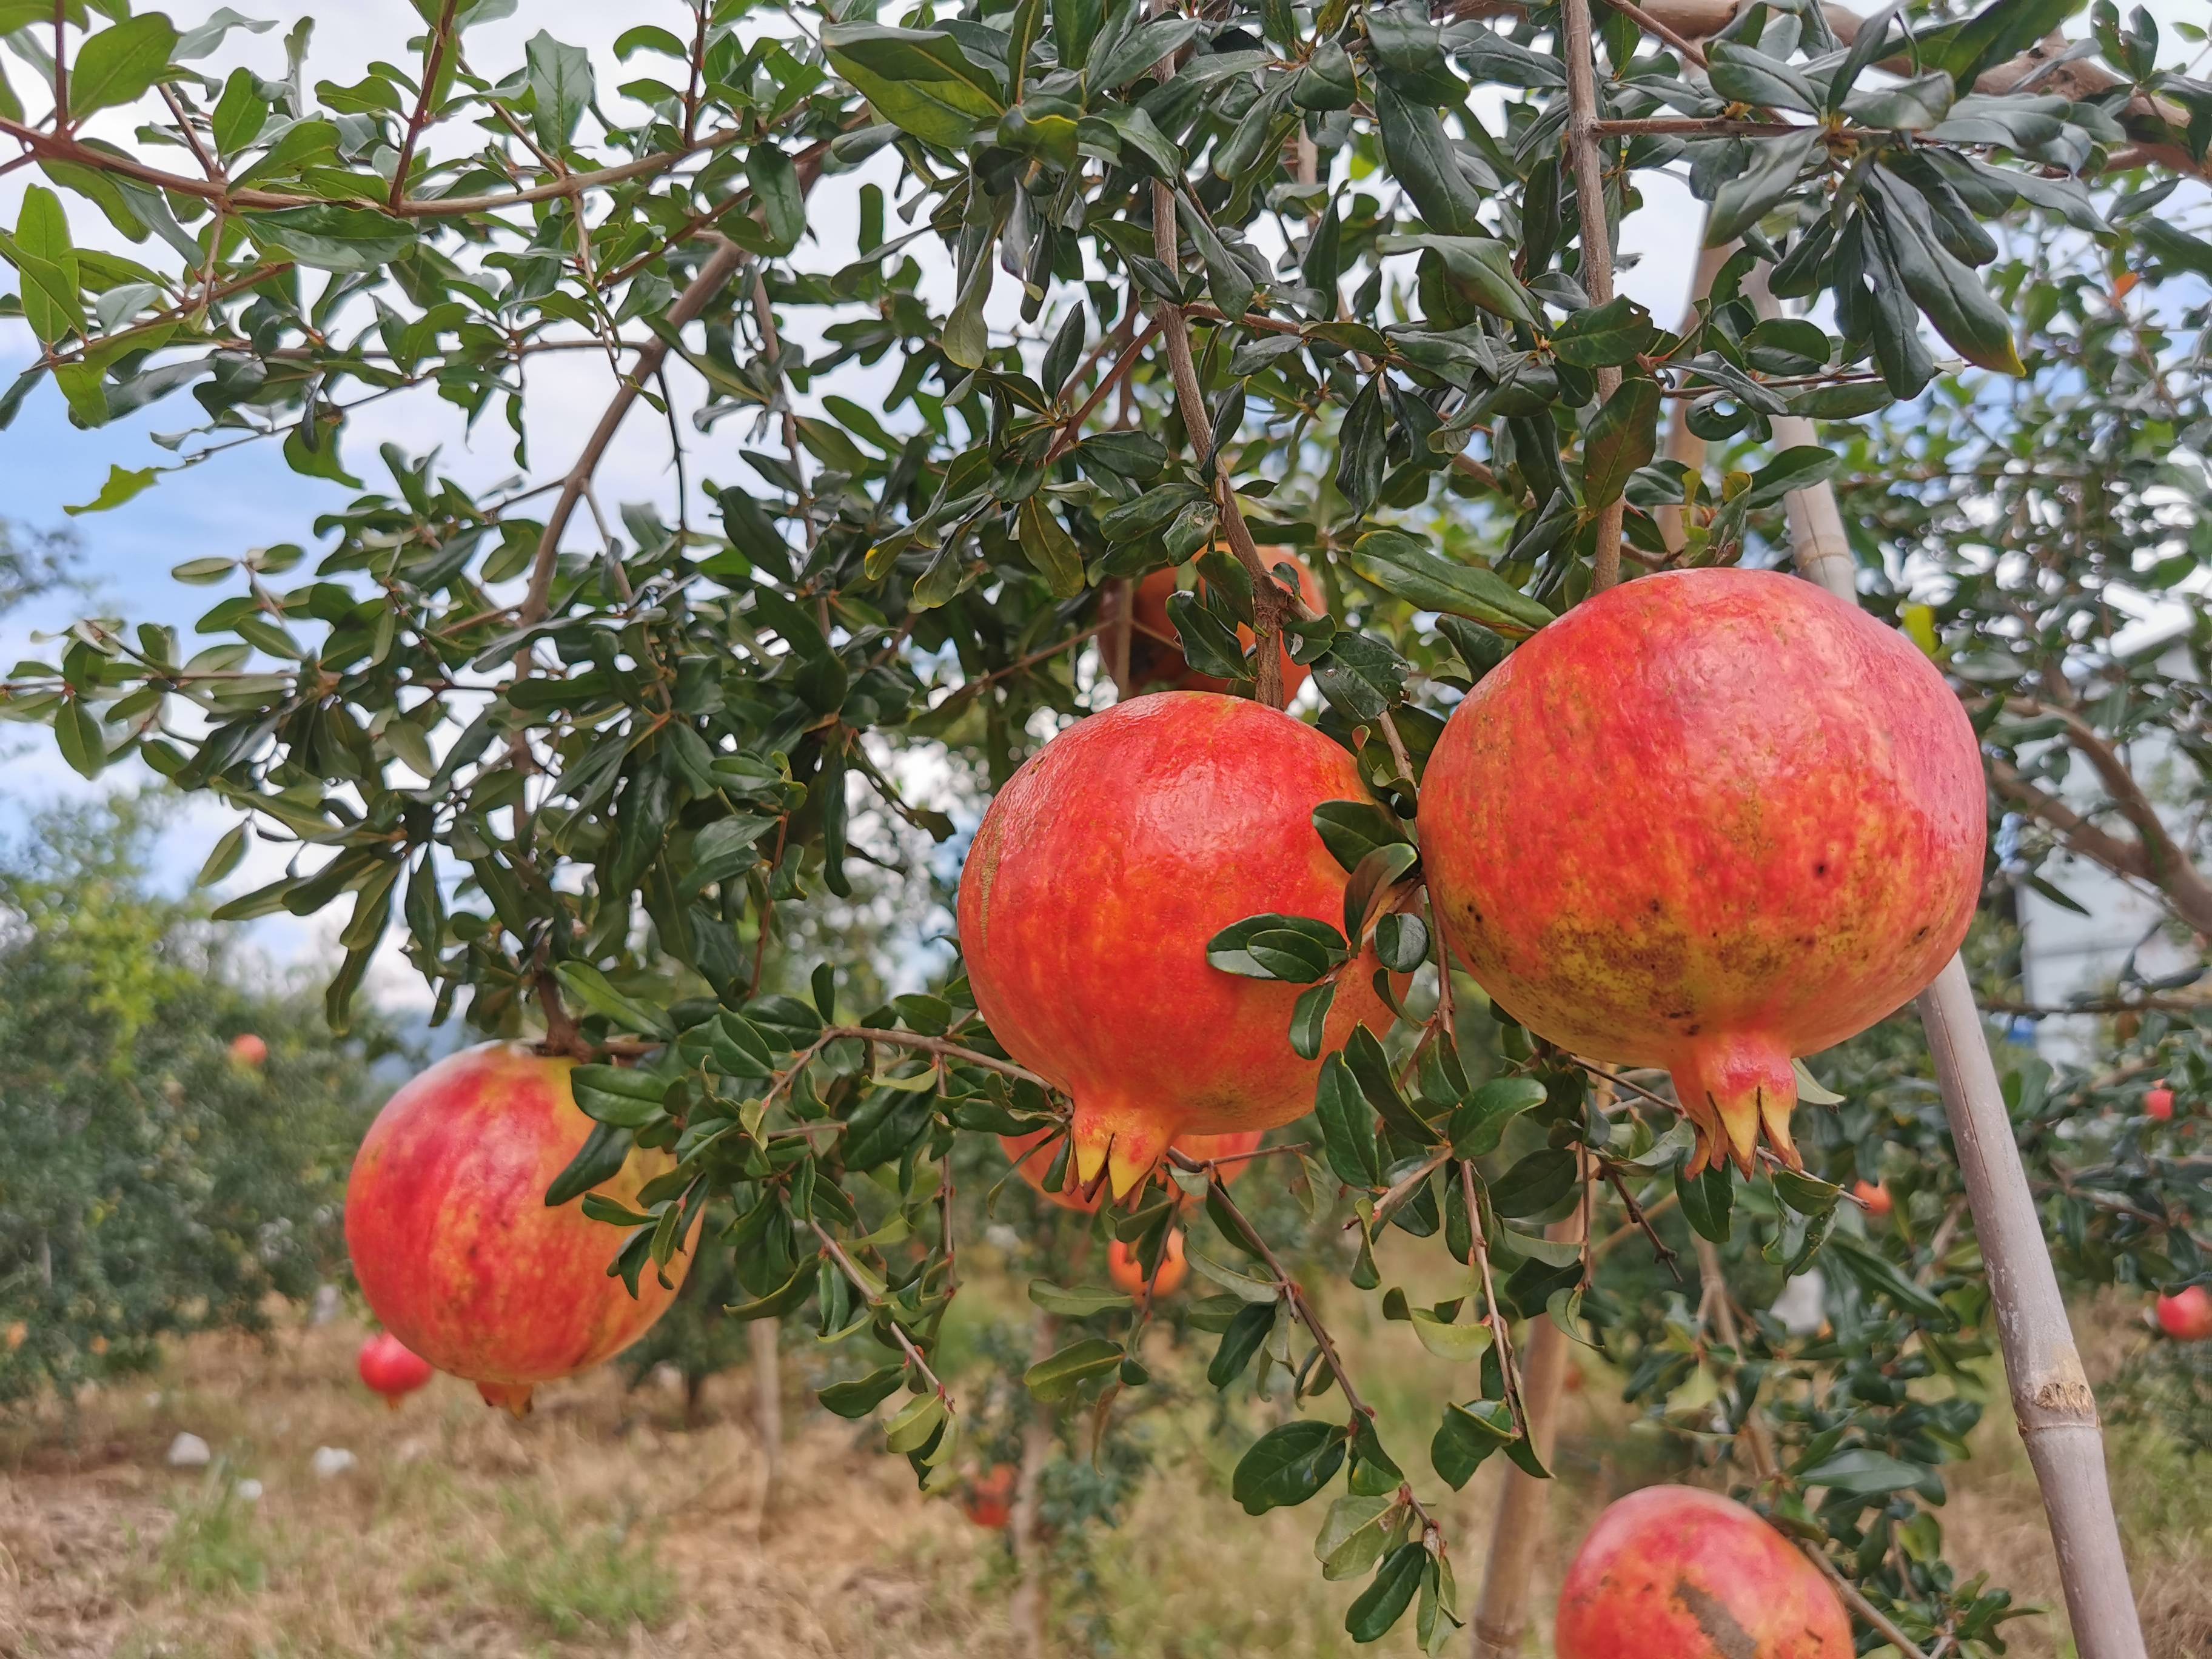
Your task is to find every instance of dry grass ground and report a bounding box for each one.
[0,1282,2205,1659]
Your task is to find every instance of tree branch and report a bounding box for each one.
[1560,0,1625,594]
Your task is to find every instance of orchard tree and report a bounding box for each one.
[2,0,2209,1654]
[0,799,395,1407]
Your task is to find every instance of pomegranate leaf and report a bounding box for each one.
[1290,980,1338,1060]
[1025,1336,1125,1402]
[1026,1279,1132,1316]
[1373,911,1429,975]
[1315,1055,1384,1187]
[1312,799,1413,873]
[817,1364,908,1419]
[1487,1147,1577,1218]
[1343,842,1421,943]
[1676,1162,1735,1243]
[1344,1541,1427,1641]
[1232,1419,1347,1514]
[1207,1299,1275,1387]
[1315,1494,1401,1581]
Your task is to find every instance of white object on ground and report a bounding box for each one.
[166,1432,212,1467]
[310,1284,342,1326]
[310,1446,357,1480]
[235,1478,264,1502]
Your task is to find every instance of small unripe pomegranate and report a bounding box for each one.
[1852,1179,1892,1219]
[229,1033,268,1067]
[1129,554,1327,696]
[999,1127,1264,1212]
[2157,1285,2212,1342]
[962,1463,1018,1529]
[1422,571,1983,1176]
[357,1332,434,1407]
[1109,1230,1189,1299]
[960,692,1391,1196]
[1557,1486,1851,1659]
[2145,1085,2176,1122]
[346,1044,695,1415]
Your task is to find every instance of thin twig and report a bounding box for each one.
[810,1219,953,1405]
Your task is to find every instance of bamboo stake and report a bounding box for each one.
[1470,1200,1589,1659]
[1560,0,1624,594]
[1745,272,2148,1659]
[749,1316,782,1512]
[1008,1305,1059,1658]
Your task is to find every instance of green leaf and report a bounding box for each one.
[1232,1420,1349,1514]
[242,204,417,272]
[1705,41,1820,113]
[1372,913,1429,976]
[1346,1543,1427,1642]
[1313,800,1412,872]
[1922,0,2078,88]
[1176,191,1255,321]
[569,1064,669,1128]
[1208,1299,1276,1387]
[1376,85,1484,236]
[7,185,85,346]
[1552,296,1656,369]
[819,1366,908,1418]
[1377,233,1540,330]
[1866,173,2023,375]
[1027,1279,1133,1316]
[1316,1494,1400,1581]
[546,1122,634,1207]
[53,699,106,779]
[1026,1336,1126,1401]
[1315,1054,1383,1188]
[525,30,594,148]
[749,145,804,253]
[1208,913,1349,981]
[1795,1447,1928,1495]
[1016,496,1084,598]
[64,463,156,515]
[1430,1398,1514,1488]
[1581,378,1661,509]
[1677,1162,1734,1242]
[1290,980,1338,1062]
[554,961,677,1037]
[1350,529,1553,636]
[1705,129,1819,246]
[1408,1306,1492,1362]
[1447,1078,1547,1159]
[823,24,1005,149]
[1488,1147,1576,1218]
[883,1391,947,1452]
[68,13,179,116]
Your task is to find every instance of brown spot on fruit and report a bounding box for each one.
[1673,1579,1758,1659]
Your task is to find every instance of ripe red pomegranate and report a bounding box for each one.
[1421,571,1983,1176]
[229,1033,268,1067]
[2145,1084,2176,1121]
[1109,1230,1189,1299]
[960,693,1391,1196]
[998,1127,1265,1212]
[2157,1285,2212,1342]
[1852,1179,1892,1219]
[346,1044,695,1415]
[1128,554,1327,695]
[357,1332,434,1408]
[1557,1486,1851,1659]
[963,1463,1018,1529]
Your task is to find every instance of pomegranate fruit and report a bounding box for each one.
[357,1332,434,1407]
[1421,569,1983,1175]
[997,1127,1264,1212]
[1128,554,1327,696]
[2157,1285,2212,1342]
[228,1032,267,1067]
[963,1463,1018,1529]
[1109,1230,1189,1299]
[1557,1485,1851,1659]
[346,1043,695,1415]
[1852,1179,1892,1219]
[959,692,1391,1196]
[2145,1084,2176,1121]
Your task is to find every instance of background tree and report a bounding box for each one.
[0,798,398,1408]
[2,0,2208,1651]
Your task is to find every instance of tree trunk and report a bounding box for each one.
[1469,1208,1587,1659]
[1749,277,2150,1659]
[749,1316,782,1512]
[1008,1307,1059,1659]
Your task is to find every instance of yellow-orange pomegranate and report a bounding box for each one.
[345,1043,695,1415]
[959,692,1390,1196]
[1421,570,1983,1175]
[1109,1230,1190,1299]
[1557,1486,1851,1659]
